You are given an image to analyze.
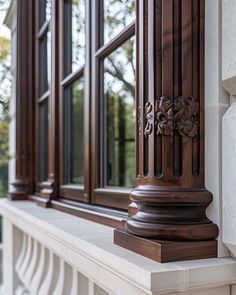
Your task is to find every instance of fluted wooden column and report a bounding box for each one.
[9,0,34,200]
[114,0,219,263]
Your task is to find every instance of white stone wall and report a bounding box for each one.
[205,0,229,257]
[2,200,236,295]
[222,0,236,257]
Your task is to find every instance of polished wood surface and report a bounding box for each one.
[114,0,219,262]
[10,0,219,261]
[114,229,217,263]
[9,0,35,200]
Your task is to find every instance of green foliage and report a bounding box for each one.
[105,36,136,187]
[0,36,10,60]
[0,20,11,201]
[0,110,9,166]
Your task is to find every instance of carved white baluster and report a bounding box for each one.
[18,235,32,282]
[15,233,27,275]
[52,259,65,295]
[15,284,28,295]
[29,245,47,294]
[38,251,56,295]
[88,280,95,295]
[70,269,78,295]
[24,239,39,289]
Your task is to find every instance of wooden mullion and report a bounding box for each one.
[37,19,50,39]
[84,0,92,202]
[95,21,135,59]
[59,0,65,190]
[60,67,84,88]
[38,90,50,104]
[91,0,102,203]
[35,0,40,188]
[58,0,89,203]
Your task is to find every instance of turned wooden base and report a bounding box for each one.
[114,229,217,263]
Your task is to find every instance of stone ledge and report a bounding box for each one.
[0,199,236,295]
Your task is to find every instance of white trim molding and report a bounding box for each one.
[1,200,236,295]
[222,0,236,257]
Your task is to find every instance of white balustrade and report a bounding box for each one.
[13,228,110,295]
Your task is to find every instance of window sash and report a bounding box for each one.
[35,0,136,210]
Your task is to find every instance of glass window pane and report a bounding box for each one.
[39,100,48,182]
[104,0,135,44]
[39,31,51,97]
[64,78,84,185]
[64,0,86,76]
[39,0,51,28]
[103,37,136,187]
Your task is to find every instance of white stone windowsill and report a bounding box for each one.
[0,199,236,295]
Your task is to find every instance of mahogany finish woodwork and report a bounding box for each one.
[36,0,59,207]
[9,0,35,200]
[90,0,136,209]
[114,0,219,261]
[10,0,219,262]
[114,229,217,263]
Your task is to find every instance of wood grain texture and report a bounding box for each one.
[114,229,217,263]
[117,0,219,262]
[9,0,35,200]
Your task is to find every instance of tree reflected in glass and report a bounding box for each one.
[64,78,84,185]
[104,0,135,44]
[104,37,135,188]
[64,0,86,76]
[39,0,51,28]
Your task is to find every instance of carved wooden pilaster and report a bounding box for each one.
[9,0,34,200]
[114,0,219,262]
[37,0,59,207]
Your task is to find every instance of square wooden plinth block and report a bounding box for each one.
[114,229,217,263]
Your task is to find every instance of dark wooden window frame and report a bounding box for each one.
[26,0,136,224]
[11,0,219,263]
[35,0,51,193]
[57,0,136,211]
[90,1,136,210]
[58,0,87,203]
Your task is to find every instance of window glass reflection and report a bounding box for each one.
[104,37,136,187]
[39,100,48,182]
[39,0,51,28]
[104,0,135,44]
[64,78,84,185]
[64,0,86,76]
[39,31,51,97]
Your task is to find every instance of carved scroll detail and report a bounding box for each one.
[144,102,153,137]
[155,97,174,136]
[174,96,199,137]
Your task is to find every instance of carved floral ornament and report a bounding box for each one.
[174,96,199,137]
[141,96,199,138]
[155,97,173,136]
